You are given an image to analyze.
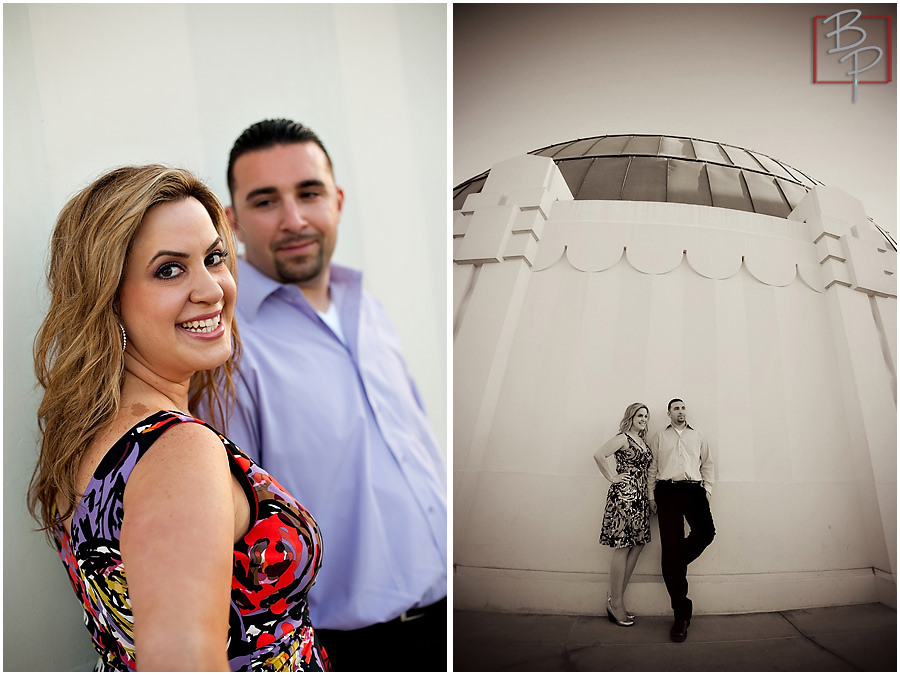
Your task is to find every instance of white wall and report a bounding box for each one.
[453,155,896,616]
[3,4,447,670]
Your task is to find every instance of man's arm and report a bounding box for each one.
[698,431,714,496]
[647,431,660,499]
[646,432,659,515]
[223,370,264,464]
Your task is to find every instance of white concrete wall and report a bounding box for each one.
[4,4,447,670]
[453,155,896,616]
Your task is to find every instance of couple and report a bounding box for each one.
[28,120,446,671]
[593,399,715,643]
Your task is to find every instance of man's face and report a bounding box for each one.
[227,142,344,287]
[668,401,687,426]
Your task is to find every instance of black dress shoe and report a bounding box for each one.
[670,617,689,642]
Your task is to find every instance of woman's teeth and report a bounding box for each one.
[181,316,220,333]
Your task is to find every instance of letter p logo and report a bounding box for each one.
[813,10,892,102]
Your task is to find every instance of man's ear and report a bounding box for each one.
[335,187,345,215]
[225,205,243,242]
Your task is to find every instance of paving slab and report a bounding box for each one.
[567,612,800,646]
[806,627,896,672]
[567,615,673,646]
[570,637,851,672]
[782,603,896,635]
[454,640,568,672]
[454,611,578,645]
[453,603,897,672]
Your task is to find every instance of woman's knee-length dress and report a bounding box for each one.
[599,434,652,548]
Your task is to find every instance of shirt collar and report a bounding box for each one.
[666,422,695,431]
[235,257,362,322]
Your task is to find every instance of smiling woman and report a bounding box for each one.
[118,197,236,383]
[28,165,332,672]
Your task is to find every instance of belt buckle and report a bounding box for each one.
[400,609,426,623]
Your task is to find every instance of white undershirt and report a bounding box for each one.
[316,301,347,345]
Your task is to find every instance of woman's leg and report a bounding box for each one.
[608,546,630,617]
[623,543,645,590]
[621,544,645,614]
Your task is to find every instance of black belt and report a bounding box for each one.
[658,479,701,484]
[388,596,446,625]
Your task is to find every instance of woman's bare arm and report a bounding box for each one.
[121,422,236,671]
[593,433,627,482]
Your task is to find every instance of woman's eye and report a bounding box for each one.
[206,250,229,266]
[156,263,183,280]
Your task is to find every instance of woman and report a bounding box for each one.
[28,165,329,671]
[593,402,655,627]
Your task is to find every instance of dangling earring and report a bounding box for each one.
[118,322,127,352]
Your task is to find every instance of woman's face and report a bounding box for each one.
[118,197,236,384]
[631,408,649,433]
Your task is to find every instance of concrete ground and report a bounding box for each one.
[453,603,896,671]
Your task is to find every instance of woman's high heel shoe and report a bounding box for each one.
[607,593,635,620]
[606,598,634,627]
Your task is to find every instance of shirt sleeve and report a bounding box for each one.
[224,370,263,465]
[647,432,659,498]
[699,431,714,495]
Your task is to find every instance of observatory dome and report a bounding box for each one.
[454,134,824,219]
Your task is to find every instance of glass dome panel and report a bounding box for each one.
[707,164,753,212]
[667,159,712,206]
[660,136,696,160]
[576,157,630,200]
[748,151,798,183]
[722,146,767,173]
[778,179,812,211]
[622,156,667,201]
[555,138,603,159]
[780,163,820,188]
[586,136,631,156]
[693,140,733,165]
[556,157,594,197]
[743,171,791,217]
[622,135,662,156]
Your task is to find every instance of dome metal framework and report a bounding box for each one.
[453,134,826,219]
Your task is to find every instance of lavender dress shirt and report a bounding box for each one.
[219,258,447,631]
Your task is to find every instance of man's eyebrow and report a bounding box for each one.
[146,237,223,268]
[244,179,327,203]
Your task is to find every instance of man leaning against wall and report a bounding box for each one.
[648,398,716,644]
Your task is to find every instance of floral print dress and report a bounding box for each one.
[52,410,330,671]
[599,433,652,549]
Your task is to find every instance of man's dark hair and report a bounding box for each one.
[668,398,684,411]
[226,118,333,200]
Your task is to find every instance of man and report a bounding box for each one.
[648,398,715,643]
[221,119,447,671]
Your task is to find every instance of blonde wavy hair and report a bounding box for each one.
[618,402,650,438]
[29,165,242,533]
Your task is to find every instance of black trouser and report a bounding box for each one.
[316,597,447,672]
[654,481,715,621]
